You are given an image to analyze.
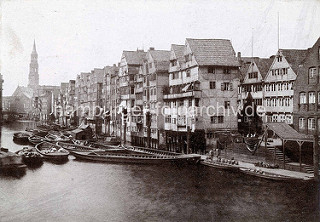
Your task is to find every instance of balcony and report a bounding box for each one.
[121,94,129,100]
[135,87,143,93]
[136,100,143,106]
[163,90,201,99]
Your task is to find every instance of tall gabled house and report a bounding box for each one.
[163,39,240,153]
[264,49,308,124]
[118,49,146,143]
[141,48,171,149]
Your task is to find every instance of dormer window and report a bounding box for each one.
[170,59,177,67]
[248,72,258,79]
[185,54,192,62]
[223,68,231,74]
[277,56,282,62]
[208,66,215,74]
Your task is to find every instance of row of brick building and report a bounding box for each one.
[58,37,319,153]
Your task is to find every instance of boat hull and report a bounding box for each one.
[239,168,300,182]
[35,142,69,162]
[72,151,200,165]
[201,160,240,171]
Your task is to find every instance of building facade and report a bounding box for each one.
[263,49,308,124]
[163,39,240,153]
[293,38,320,135]
[142,48,170,149]
[118,50,146,143]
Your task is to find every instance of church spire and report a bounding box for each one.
[33,39,37,53]
[28,40,39,90]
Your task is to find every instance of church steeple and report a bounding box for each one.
[33,39,37,53]
[28,40,39,90]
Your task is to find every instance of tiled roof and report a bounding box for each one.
[239,57,255,81]
[123,50,146,65]
[255,58,273,78]
[172,44,185,65]
[186,38,240,66]
[171,44,184,58]
[12,86,33,99]
[155,61,170,72]
[240,57,273,81]
[280,49,308,74]
[149,50,171,62]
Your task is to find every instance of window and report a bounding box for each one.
[277,56,282,62]
[131,86,135,94]
[165,115,171,123]
[208,66,215,74]
[299,118,305,130]
[221,82,233,91]
[318,92,320,105]
[172,118,176,124]
[172,72,179,79]
[248,72,258,79]
[223,68,231,74]
[188,99,192,107]
[308,118,315,130]
[210,81,216,89]
[186,70,191,77]
[148,63,153,69]
[300,92,306,104]
[309,67,317,84]
[195,98,200,107]
[170,60,177,67]
[211,116,224,124]
[309,92,315,103]
[185,54,192,62]
[224,101,230,109]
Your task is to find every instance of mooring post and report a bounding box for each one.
[187,126,190,154]
[314,117,319,182]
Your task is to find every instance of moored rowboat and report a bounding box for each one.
[13,132,31,144]
[239,168,300,181]
[35,142,69,162]
[16,147,43,166]
[28,135,45,145]
[201,159,240,172]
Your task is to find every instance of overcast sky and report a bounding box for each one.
[1,0,320,96]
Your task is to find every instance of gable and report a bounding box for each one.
[243,61,263,83]
[264,51,297,82]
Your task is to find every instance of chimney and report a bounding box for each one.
[113,64,116,67]
[237,52,241,60]
[149,47,155,51]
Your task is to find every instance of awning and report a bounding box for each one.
[117,101,127,114]
[266,122,313,142]
[182,84,191,92]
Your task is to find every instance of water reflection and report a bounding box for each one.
[0,121,319,222]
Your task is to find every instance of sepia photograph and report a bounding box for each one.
[0,0,320,221]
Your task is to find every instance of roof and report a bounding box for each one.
[255,58,273,78]
[155,61,170,72]
[123,50,146,65]
[172,44,184,57]
[12,86,33,99]
[266,122,313,142]
[186,38,240,67]
[149,50,171,62]
[280,49,309,74]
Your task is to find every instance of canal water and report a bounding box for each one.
[0,121,319,222]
